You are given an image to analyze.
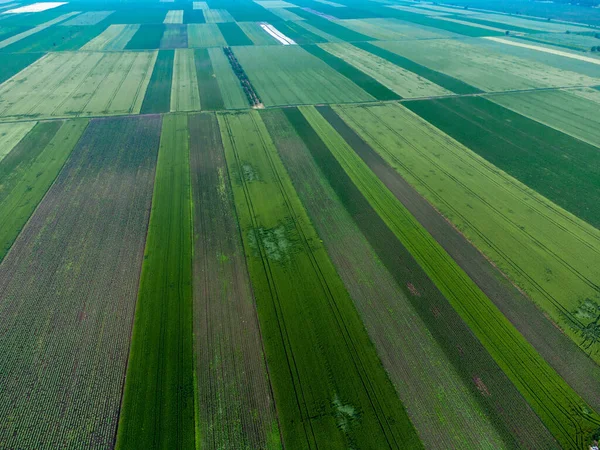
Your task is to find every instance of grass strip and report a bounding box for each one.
[116,114,195,450]
[0,53,43,84]
[301,44,401,101]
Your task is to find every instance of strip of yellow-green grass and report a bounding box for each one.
[0,119,88,262]
[299,105,600,450]
[116,114,196,450]
[218,110,423,449]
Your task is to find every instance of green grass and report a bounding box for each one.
[0,120,87,262]
[116,114,195,450]
[355,41,483,95]
[125,24,166,50]
[219,110,423,450]
[405,96,600,229]
[303,104,600,449]
[301,44,400,101]
[183,9,206,24]
[217,22,253,46]
[194,48,225,110]
[266,21,328,44]
[141,49,174,114]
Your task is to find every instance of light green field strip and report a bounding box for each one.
[59,10,113,26]
[485,36,600,65]
[0,51,156,118]
[204,9,235,23]
[0,121,35,162]
[377,39,600,92]
[193,1,208,9]
[164,10,184,24]
[254,0,297,7]
[0,11,80,49]
[187,23,226,47]
[293,20,343,42]
[335,102,600,364]
[308,104,600,449]
[570,86,600,102]
[81,24,140,51]
[232,45,374,106]
[171,49,200,112]
[412,4,482,15]
[320,43,451,98]
[237,22,279,45]
[268,8,305,20]
[491,89,600,149]
[207,47,248,109]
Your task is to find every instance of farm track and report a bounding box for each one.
[0,116,160,449]
[188,113,280,449]
[315,104,600,414]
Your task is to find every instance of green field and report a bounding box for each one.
[3,0,600,448]
[232,45,374,105]
[117,114,195,449]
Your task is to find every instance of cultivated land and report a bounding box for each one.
[2,0,600,448]
[0,116,159,448]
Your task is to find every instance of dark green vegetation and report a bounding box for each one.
[188,113,280,449]
[140,49,174,114]
[218,22,252,46]
[356,42,483,95]
[0,24,106,52]
[117,114,195,450]
[220,110,423,450]
[184,10,205,24]
[126,24,166,49]
[0,53,43,84]
[302,44,401,101]
[0,115,159,449]
[405,96,600,228]
[194,48,225,110]
[108,8,170,25]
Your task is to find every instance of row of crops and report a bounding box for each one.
[1,101,599,448]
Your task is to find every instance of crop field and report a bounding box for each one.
[232,45,374,105]
[3,0,600,448]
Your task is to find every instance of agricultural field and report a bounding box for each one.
[2,0,600,448]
